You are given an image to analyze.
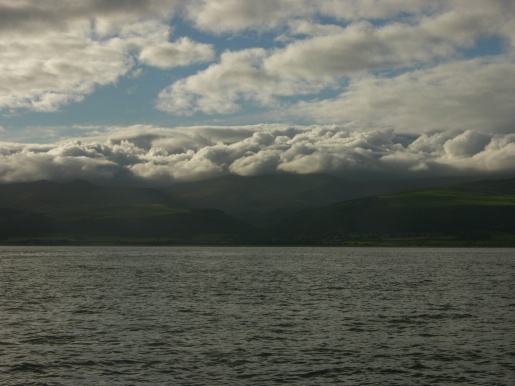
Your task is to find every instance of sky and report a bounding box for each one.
[0,0,514,185]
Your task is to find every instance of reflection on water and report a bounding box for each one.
[1,246,514,385]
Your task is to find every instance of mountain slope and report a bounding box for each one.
[455,178,515,195]
[165,173,368,211]
[1,176,514,245]
[274,178,515,245]
[0,179,179,212]
[0,180,255,243]
[163,174,488,228]
[164,173,376,228]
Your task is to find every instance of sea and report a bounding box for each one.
[0,246,513,385]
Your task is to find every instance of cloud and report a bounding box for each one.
[1,0,514,188]
[2,0,513,122]
[0,0,178,36]
[0,33,133,112]
[138,37,214,69]
[182,0,514,51]
[0,143,123,183]
[0,0,214,112]
[0,125,513,185]
[444,131,492,157]
[184,0,310,33]
[156,48,327,115]
[183,0,439,34]
[264,1,512,76]
[290,56,515,133]
[317,0,439,20]
[157,1,514,123]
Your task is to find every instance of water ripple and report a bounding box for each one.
[0,246,514,385]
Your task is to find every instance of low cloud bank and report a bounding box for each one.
[0,125,513,185]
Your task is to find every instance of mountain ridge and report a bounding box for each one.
[0,175,514,245]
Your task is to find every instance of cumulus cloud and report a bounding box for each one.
[444,131,492,157]
[0,125,513,185]
[2,0,514,186]
[0,0,214,112]
[183,0,514,36]
[156,48,327,115]
[184,0,310,33]
[157,1,514,122]
[183,0,439,33]
[138,37,214,69]
[290,56,515,133]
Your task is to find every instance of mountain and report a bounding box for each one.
[165,174,482,212]
[273,178,515,246]
[0,176,514,245]
[0,179,178,212]
[163,174,381,228]
[163,174,486,228]
[0,205,254,244]
[0,180,253,244]
[455,178,515,195]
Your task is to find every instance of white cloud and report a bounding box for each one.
[0,0,214,112]
[0,0,179,36]
[138,37,214,69]
[183,0,440,34]
[0,33,133,111]
[264,22,445,78]
[444,131,492,158]
[0,125,513,185]
[157,1,514,122]
[265,1,513,77]
[184,0,513,37]
[317,0,439,20]
[291,56,515,133]
[184,0,309,33]
[1,0,514,174]
[157,48,326,115]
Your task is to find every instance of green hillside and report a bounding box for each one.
[274,180,515,246]
[380,188,515,208]
[164,173,371,228]
[0,180,256,245]
[0,179,179,212]
[0,204,254,245]
[0,177,514,245]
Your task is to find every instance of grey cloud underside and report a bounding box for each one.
[0,0,213,112]
[155,1,515,131]
[290,56,515,134]
[1,0,514,123]
[0,126,513,185]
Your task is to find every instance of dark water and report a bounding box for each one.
[0,247,513,385]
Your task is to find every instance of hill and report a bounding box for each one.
[0,179,178,212]
[163,174,486,228]
[273,178,515,246]
[0,176,514,245]
[164,173,373,227]
[0,180,253,244]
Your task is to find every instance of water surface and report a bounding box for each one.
[0,247,513,385]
